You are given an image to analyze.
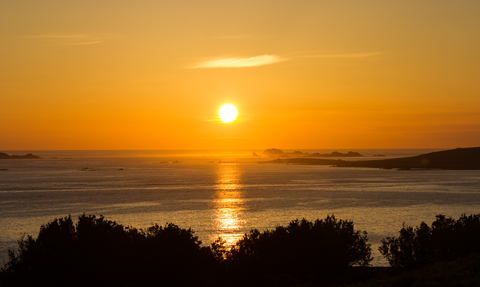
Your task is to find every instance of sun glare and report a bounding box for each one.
[219,104,238,123]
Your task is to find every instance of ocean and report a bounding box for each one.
[1,149,480,266]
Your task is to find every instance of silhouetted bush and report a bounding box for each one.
[225,215,372,286]
[1,214,213,287]
[379,214,480,268]
[353,253,480,287]
[1,214,374,287]
[2,216,77,286]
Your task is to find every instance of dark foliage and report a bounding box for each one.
[225,215,372,286]
[353,253,480,287]
[1,214,374,287]
[379,214,480,268]
[1,214,212,287]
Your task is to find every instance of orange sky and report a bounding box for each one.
[1,1,480,150]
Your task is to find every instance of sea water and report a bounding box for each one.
[1,149,480,266]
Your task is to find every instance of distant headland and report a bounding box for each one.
[0,152,41,159]
[263,147,480,170]
[262,148,363,158]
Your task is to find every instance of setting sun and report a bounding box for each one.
[2,1,480,150]
[219,104,238,123]
[3,2,480,282]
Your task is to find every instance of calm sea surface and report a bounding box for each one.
[1,149,480,266]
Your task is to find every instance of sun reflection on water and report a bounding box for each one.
[212,163,246,246]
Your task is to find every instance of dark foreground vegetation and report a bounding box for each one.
[2,214,480,287]
[353,253,480,287]
[380,214,480,269]
[1,215,371,287]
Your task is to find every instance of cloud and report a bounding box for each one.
[217,35,248,39]
[22,34,108,45]
[193,54,283,68]
[309,52,384,58]
[23,34,88,39]
[64,41,103,46]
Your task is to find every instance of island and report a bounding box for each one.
[0,152,41,159]
[262,148,363,158]
[262,147,480,170]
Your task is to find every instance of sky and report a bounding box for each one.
[1,0,480,150]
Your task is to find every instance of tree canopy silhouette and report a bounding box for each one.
[1,214,374,287]
[225,215,372,285]
[1,214,212,287]
[380,213,480,268]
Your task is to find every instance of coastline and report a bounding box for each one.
[263,147,480,170]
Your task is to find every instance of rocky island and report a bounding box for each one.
[263,147,480,170]
[0,152,41,159]
[262,148,362,158]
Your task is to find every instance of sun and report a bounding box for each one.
[219,104,238,123]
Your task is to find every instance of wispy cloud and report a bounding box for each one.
[308,52,384,58]
[22,34,107,45]
[64,41,103,46]
[193,54,283,68]
[217,35,248,39]
[23,34,88,39]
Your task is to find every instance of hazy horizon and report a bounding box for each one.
[0,148,448,161]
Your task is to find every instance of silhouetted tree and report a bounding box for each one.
[2,215,76,286]
[2,214,375,287]
[1,214,214,287]
[225,215,372,286]
[134,222,211,285]
[380,214,480,268]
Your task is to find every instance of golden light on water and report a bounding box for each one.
[212,162,245,246]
